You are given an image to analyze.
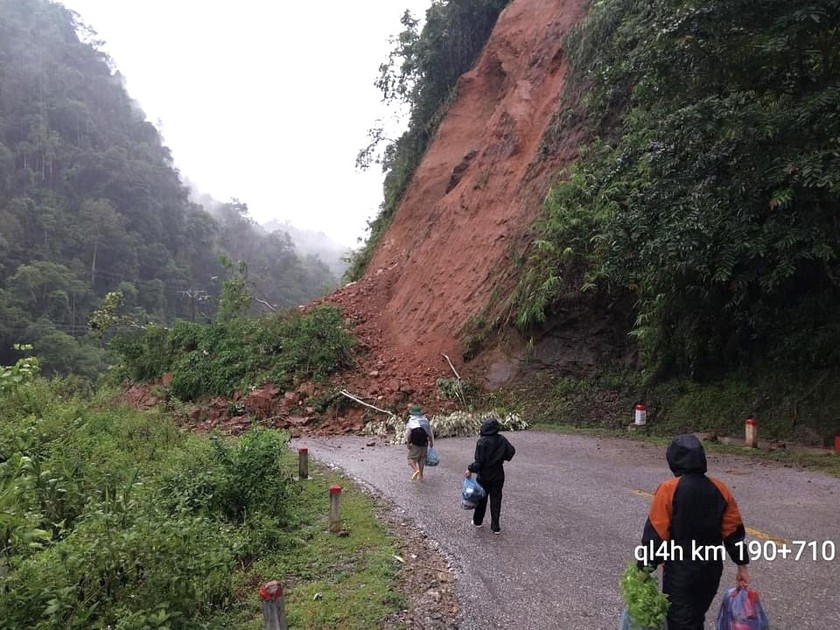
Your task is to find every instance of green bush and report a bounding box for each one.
[0,344,40,395]
[107,324,172,382]
[0,373,298,628]
[0,507,235,629]
[109,305,356,401]
[160,428,293,525]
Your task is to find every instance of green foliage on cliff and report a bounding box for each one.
[518,0,840,379]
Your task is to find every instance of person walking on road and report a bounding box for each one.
[637,433,750,630]
[464,417,515,534]
[404,404,434,481]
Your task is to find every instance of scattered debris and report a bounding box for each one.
[364,410,529,444]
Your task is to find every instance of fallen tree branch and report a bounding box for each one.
[339,390,395,417]
[441,353,461,380]
[440,353,467,407]
[249,281,278,312]
[254,298,277,312]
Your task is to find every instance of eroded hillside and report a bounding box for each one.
[316,0,593,415]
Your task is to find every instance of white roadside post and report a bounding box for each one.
[745,417,758,448]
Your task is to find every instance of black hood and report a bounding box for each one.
[479,418,501,436]
[666,434,707,476]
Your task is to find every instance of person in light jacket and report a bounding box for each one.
[404,404,434,480]
[464,417,515,534]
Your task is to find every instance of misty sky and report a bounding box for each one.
[59,1,432,247]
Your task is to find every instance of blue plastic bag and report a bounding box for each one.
[716,587,770,630]
[461,476,486,509]
[426,447,440,466]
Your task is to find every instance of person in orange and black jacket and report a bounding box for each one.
[638,434,750,630]
[464,417,515,535]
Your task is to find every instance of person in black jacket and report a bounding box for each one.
[637,434,750,630]
[464,417,515,534]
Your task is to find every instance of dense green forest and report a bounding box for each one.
[514,0,840,379]
[0,0,337,377]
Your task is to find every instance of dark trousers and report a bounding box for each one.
[663,560,723,630]
[472,475,504,531]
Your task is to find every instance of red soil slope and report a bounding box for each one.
[317,0,590,419]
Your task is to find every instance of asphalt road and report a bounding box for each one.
[291,431,840,630]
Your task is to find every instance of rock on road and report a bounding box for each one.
[292,431,840,630]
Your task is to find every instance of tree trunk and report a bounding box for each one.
[91,241,98,287]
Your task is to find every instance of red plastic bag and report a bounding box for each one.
[716,587,770,630]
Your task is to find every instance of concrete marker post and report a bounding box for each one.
[634,403,647,426]
[260,580,288,630]
[298,447,309,480]
[745,417,758,448]
[329,484,342,533]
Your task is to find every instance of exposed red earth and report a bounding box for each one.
[308,0,591,426]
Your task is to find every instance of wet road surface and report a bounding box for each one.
[291,431,840,630]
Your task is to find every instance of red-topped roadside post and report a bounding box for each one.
[834,435,839,454]
[329,485,342,533]
[745,417,758,448]
[634,403,647,426]
[298,447,309,480]
[260,580,287,630]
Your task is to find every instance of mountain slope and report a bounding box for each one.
[319,0,591,407]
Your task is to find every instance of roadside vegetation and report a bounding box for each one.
[504,364,839,441]
[1,266,401,627]
[0,363,402,629]
[108,303,355,401]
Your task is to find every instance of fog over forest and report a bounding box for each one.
[0,0,345,372]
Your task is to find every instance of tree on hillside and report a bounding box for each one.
[9,260,89,322]
[75,198,128,288]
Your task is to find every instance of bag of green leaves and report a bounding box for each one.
[619,562,669,630]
